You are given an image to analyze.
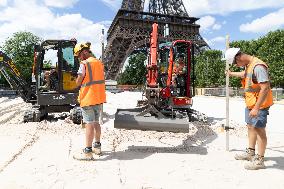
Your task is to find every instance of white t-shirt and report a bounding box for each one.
[77,63,86,77]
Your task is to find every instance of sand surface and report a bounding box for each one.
[0,92,283,189]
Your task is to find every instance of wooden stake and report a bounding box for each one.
[225,35,230,151]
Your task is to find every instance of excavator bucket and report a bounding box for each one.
[114,108,189,133]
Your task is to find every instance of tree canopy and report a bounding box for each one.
[0,31,42,85]
[117,53,147,85]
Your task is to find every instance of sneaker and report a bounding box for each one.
[235,148,255,161]
[73,148,94,161]
[92,142,102,155]
[244,155,265,170]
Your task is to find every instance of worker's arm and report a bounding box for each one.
[76,74,84,87]
[249,82,270,117]
[76,63,86,87]
[227,70,245,78]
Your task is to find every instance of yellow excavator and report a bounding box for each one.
[0,39,82,123]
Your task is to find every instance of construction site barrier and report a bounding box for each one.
[195,87,284,101]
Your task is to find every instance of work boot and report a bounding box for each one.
[235,148,255,161]
[40,84,50,90]
[73,148,94,161]
[92,142,102,155]
[244,155,265,170]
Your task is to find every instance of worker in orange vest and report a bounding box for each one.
[224,48,273,170]
[73,42,106,161]
[172,54,186,86]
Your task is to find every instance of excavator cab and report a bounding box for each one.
[0,39,82,123]
[166,40,194,107]
[159,40,194,100]
[35,40,79,93]
[26,39,82,123]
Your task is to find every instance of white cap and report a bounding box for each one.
[222,48,240,65]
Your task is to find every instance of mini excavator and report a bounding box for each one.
[0,39,82,123]
[114,23,206,133]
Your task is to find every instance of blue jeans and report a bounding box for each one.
[81,104,101,124]
[245,107,269,128]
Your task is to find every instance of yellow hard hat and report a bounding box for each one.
[74,42,91,56]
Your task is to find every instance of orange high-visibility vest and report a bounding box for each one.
[78,57,106,107]
[242,57,273,109]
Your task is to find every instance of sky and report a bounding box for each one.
[0,0,284,57]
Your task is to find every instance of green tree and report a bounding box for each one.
[195,50,225,87]
[117,53,147,85]
[0,31,42,84]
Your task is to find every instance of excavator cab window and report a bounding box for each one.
[62,47,74,71]
[171,42,192,97]
[158,47,170,88]
[61,42,79,92]
[40,48,59,91]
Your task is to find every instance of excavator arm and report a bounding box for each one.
[0,50,36,103]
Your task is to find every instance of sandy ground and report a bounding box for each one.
[0,92,283,189]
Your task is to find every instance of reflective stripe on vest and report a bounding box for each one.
[81,61,105,88]
[244,88,260,92]
[81,80,105,87]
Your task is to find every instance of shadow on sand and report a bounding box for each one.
[97,121,217,161]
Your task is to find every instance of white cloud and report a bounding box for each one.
[0,0,7,6]
[198,16,222,32]
[183,0,284,17]
[212,24,221,30]
[198,16,215,31]
[211,36,226,43]
[0,0,109,57]
[207,36,226,46]
[240,8,284,33]
[44,0,79,8]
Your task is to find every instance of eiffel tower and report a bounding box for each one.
[104,0,208,80]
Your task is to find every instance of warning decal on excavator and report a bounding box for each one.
[7,60,21,77]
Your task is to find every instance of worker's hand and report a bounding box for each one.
[80,60,88,64]
[249,108,259,118]
[225,69,231,76]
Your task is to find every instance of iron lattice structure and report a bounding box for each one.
[104,0,208,80]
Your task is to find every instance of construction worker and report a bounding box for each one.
[172,54,186,95]
[173,54,186,75]
[224,47,273,170]
[73,42,106,161]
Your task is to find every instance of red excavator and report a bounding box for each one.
[114,23,206,133]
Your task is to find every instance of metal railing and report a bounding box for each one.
[195,87,284,101]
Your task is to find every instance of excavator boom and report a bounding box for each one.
[0,51,36,103]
